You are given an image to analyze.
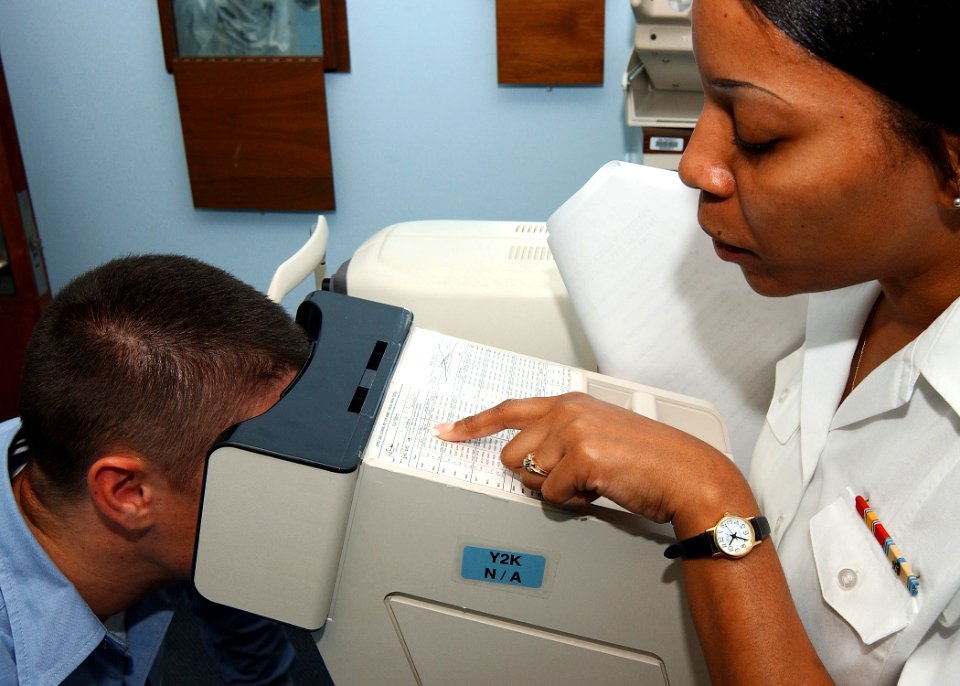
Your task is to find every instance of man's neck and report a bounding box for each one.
[12,467,172,619]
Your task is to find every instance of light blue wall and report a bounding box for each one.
[0,1,638,310]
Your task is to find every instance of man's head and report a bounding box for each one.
[18,254,311,509]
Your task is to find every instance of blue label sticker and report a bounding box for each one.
[460,546,546,588]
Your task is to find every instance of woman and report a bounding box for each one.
[435,0,960,683]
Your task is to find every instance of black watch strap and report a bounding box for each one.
[752,515,771,542]
[664,515,770,560]
[664,531,716,560]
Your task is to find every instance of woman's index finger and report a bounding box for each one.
[432,396,556,442]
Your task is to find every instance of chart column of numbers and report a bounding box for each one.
[370,336,573,498]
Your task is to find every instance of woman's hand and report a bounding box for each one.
[436,392,831,685]
[434,392,751,534]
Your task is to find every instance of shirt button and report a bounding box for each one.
[837,568,858,590]
[778,388,791,403]
[773,515,784,534]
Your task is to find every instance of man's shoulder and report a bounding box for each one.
[0,567,107,685]
[0,417,106,684]
[0,418,21,673]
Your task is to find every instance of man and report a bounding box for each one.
[0,254,312,684]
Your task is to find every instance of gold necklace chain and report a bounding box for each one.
[850,295,883,391]
[851,333,868,389]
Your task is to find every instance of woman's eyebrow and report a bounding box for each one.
[708,77,788,103]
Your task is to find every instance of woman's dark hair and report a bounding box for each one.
[746,0,957,182]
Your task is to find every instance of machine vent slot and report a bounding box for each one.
[348,340,389,413]
[348,386,369,414]
[366,340,388,371]
[513,223,548,234]
[508,245,553,262]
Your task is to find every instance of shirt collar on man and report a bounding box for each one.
[0,419,110,684]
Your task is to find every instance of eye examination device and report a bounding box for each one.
[323,218,597,371]
[192,289,730,685]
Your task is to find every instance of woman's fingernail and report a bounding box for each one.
[430,423,455,437]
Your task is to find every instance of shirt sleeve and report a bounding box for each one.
[184,586,296,686]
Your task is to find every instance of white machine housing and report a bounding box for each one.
[193,291,729,685]
[326,219,597,370]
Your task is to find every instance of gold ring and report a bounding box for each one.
[522,452,549,477]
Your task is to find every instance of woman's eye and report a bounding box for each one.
[733,133,777,155]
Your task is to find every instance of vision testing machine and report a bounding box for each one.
[192,3,720,681]
[192,287,728,686]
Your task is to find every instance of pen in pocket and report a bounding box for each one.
[855,495,919,596]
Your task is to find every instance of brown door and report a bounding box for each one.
[0,52,51,421]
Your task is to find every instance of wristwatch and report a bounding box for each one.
[664,513,770,560]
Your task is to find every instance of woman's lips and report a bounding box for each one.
[712,238,754,262]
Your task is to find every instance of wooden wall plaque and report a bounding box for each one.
[158,1,349,211]
[171,58,335,211]
[496,0,605,85]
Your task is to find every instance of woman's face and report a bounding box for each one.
[678,0,951,297]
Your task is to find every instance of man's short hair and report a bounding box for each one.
[18,254,311,503]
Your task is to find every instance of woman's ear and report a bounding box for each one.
[941,133,960,211]
[87,455,156,533]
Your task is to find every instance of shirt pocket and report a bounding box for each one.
[764,347,802,445]
[809,489,918,645]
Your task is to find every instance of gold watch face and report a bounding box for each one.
[714,515,754,558]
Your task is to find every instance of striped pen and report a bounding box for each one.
[854,495,920,596]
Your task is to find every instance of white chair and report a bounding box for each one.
[267,215,329,304]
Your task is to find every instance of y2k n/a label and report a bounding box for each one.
[460,546,546,588]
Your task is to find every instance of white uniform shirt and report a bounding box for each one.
[749,282,960,685]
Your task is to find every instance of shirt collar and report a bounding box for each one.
[799,283,879,481]
[0,419,107,685]
[911,294,960,413]
[830,289,960,428]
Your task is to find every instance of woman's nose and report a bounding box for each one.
[677,116,735,198]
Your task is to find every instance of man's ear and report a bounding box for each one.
[88,455,156,533]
